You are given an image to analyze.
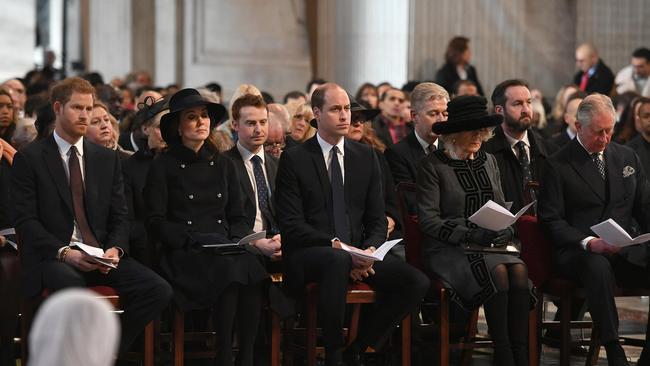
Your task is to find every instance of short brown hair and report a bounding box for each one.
[50,77,95,106]
[231,94,266,122]
[310,83,343,110]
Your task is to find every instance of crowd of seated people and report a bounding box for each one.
[1,40,650,366]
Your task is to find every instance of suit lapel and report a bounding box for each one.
[567,140,606,202]
[43,136,73,214]
[264,152,277,193]
[604,146,625,204]
[407,132,425,163]
[306,137,332,214]
[230,148,256,207]
[83,141,99,225]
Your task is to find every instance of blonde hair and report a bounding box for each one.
[411,82,449,113]
[439,127,495,157]
[229,84,261,120]
[290,102,316,143]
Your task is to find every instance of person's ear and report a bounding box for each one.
[494,105,504,115]
[52,101,63,115]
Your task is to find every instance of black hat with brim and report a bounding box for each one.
[431,95,502,135]
[309,93,380,129]
[160,88,227,145]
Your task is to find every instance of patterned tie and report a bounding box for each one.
[250,155,278,234]
[516,141,533,187]
[68,146,100,247]
[427,144,436,155]
[329,146,350,243]
[591,152,606,180]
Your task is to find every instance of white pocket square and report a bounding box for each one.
[623,166,635,178]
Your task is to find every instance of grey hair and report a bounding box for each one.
[411,82,449,113]
[576,93,616,127]
[439,127,495,156]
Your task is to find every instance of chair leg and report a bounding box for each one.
[439,288,450,366]
[586,326,600,366]
[271,311,281,366]
[348,304,361,346]
[460,309,479,366]
[560,296,571,366]
[306,289,318,366]
[401,314,411,366]
[529,306,539,366]
[144,321,154,366]
[173,308,184,366]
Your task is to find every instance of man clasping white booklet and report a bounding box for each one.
[70,242,117,268]
[590,219,650,247]
[339,239,403,262]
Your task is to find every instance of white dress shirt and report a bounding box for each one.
[504,129,531,162]
[236,141,270,232]
[317,133,345,183]
[415,130,438,155]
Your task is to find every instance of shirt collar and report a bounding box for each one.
[576,133,603,156]
[504,129,530,149]
[237,141,265,164]
[316,132,345,157]
[566,128,576,140]
[587,63,597,77]
[414,130,437,152]
[53,130,84,157]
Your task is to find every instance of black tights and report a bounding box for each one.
[483,263,530,366]
[214,282,263,366]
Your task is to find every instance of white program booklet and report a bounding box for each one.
[0,228,17,250]
[70,242,117,268]
[590,219,650,247]
[339,239,403,262]
[468,200,535,231]
[202,231,267,248]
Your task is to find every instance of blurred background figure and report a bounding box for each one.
[616,47,650,97]
[435,36,484,96]
[285,102,315,148]
[355,82,379,109]
[573,42,615,95]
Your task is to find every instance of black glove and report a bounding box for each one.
[467,228,498,247]
[493,227,515,246]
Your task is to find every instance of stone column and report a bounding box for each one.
[87,0,132,81]
[154,0,177,86]
[317,0,410,93]
[0,0,36,80]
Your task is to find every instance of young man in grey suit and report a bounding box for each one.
[275,83,429,366]
[12,77,172,355]
[539,93,650,366]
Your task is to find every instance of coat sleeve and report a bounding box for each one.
[416,157,471,245]
[144,157,189,250]
[631,153,650,233]
[275,152,332,251]
[11,151,63,259]
[224,158,252,241]
[384,146,413,184]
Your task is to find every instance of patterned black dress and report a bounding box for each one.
[416,150,527,310]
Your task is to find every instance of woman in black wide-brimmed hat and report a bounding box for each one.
[145,88,269,366]
[417,95,534,366]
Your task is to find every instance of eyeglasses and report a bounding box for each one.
[264,141,286,149]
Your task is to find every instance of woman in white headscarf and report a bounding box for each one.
[28,289,120,366]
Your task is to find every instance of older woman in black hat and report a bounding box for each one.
[145,88,269,366]
[417,95,532,366]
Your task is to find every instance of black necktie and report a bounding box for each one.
[329,146,350,243]
[251,155,278,234]
[591,152,606,180]
[427,144,436,155]
[516,141,532,187]
[68,146,99,247]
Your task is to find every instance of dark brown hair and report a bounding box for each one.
[445,36,469,65]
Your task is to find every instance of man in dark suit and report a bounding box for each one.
[483,79,557,213]
[539,93,650,366]
[627,98,650,172]
[385,82,448,185]
[11,77,172,355]
[371,87,412,147]
[275,83,429,366]
[225,93,281,258]
[573,43,615,95]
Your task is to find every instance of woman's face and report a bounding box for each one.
[179,106,211,146]
[361,87,378,109]
[0,95,14,128]
[290,113,309,141]
[87,106,113,147]
[460,48,471,64]
[455,129,484,155]
[346,120,364,142]
[144,110,168,151]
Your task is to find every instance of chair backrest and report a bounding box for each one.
[524,180,540,216]
[516,215,553,288]
[395,182,424,271]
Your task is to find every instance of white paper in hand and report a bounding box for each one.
[70,242,117,268]
[590,219,650,247]
[202,231,267,248]
[468,200,535,231]
[339,239,403,262]
[0,228,17,250]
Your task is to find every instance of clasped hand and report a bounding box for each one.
[332,240,375,282]
[468,227,514,247]
[587,238,620,256]
[65,247,120,274]
[253,234,282,260]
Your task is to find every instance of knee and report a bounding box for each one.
[409,269,431,298]
[326,248,353,273]
[581,255,614,284]
[42,262,85,291]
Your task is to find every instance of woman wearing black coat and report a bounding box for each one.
[435,36,485,96]
[145,88,270,366]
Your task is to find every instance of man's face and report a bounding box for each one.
[632,57,650,78]
[265,122,285,158]
[412,98,448,142]
[232,106,268,152]
[576,111,615,153]
[379,89,405,118]
[55,92,94,141]
[498,86,533,133]
[456,84,478,97]
[314,87,350,138]
[3,79,26,111]
[563,98,582,133]
[575,48,597,73]
[637,103,650,137]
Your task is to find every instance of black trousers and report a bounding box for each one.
[40,257,173,354]
[555,249,650,344]
[287,246,429,357]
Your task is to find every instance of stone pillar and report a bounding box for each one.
[132,0,156,80]
[0,0,36,80]
[154,0,177,86]
[87,0,132,81]
[317,0,410,93]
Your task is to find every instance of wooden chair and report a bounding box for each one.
[395,182,538,366]
[278,282,411,366]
